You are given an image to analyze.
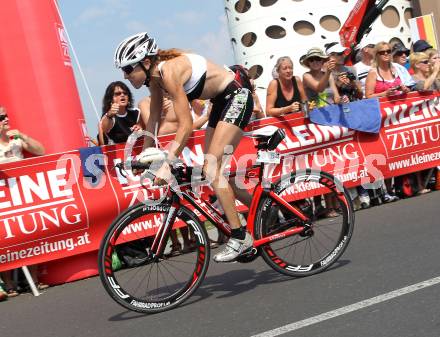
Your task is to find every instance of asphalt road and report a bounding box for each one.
[1,191,440,337]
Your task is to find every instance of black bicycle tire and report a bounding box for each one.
[255,169,354,277]
[98,201,210,313]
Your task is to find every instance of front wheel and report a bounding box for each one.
[255,169,354,277]
[98,202,210,313]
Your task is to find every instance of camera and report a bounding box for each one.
[346,72,356,81]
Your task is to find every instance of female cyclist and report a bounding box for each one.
[114,32,254,262]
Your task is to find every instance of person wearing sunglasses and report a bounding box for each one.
[325,42,362,104]
[410,52,440,91]
[0,106,45,163]
[99,81,145,145]
[114,32,254,262]
[391,42,410,67]
[0,105,47,296]
[365,42,410,204]
[365,42,410,99]
[301,47,338,109]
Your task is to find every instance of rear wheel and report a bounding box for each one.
[98,202,210,313]
[255,169,354,277]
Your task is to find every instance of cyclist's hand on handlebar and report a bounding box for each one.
[153,162,172,186]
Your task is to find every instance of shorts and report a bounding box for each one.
[208,80,254,130]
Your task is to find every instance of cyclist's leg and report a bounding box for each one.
[204,122,253,262]
[204,121,243,230]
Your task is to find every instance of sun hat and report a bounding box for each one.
[300,47,329,67]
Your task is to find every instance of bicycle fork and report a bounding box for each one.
[150,194,181,259]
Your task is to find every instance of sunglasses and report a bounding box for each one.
[121,63,138,75]
[418,60,429,64]
[365,44,375,49]
[0,114,8,122]
[308,57,324,62]
[330,52,344,56]
[395,51,409,57]
[114,91,128,97]
[378,49,392,56]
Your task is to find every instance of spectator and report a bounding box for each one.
[325,42,363,103]
[410,52,440,91]
[100,81,145,144]
[266,56,308,117]
[366,42,410,203]
[391,42,410,67]
[354,39,376,94]
[301,47,341,217]
[365,42,410,98]
[426,49,440,71]
[413,39,433,53]
[323,43,369,209]
[0,106,47,296]
[301,47,339,106]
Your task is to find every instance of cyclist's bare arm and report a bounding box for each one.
[142,82,163,150]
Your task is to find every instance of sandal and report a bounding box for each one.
[37,283,49,290]
[417,188,431,195]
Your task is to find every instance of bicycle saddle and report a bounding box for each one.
[245,126,286,151]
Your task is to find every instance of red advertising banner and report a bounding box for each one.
[0,91,439,272]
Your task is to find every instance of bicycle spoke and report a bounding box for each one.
[257,170,354,277]
[99,204,210,313]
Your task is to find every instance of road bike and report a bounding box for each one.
[98,126,354,313]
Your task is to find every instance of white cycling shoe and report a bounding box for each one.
[213,232,253,263]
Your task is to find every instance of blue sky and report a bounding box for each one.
[58,0,234,139]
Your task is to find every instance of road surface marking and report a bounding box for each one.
[252,275,440,337]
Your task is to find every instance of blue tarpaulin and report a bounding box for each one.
[309,98,382,133]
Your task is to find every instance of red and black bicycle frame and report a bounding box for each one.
[149,159,311,257]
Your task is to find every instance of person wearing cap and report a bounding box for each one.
[392,42,410,67]
[301,47,341,217]
[413,39,433,53]
[266,56,308,117]
[354,39,376,94]
[325,42,362,103]
[301,47,339,108]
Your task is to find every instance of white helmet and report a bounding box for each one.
[114,32,158,68]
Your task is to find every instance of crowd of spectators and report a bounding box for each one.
[97,38,439,216]
[2,39,439,302]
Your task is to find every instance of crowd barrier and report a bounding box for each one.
[0,91,439,283]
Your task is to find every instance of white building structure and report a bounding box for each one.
[224,0,414,108]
